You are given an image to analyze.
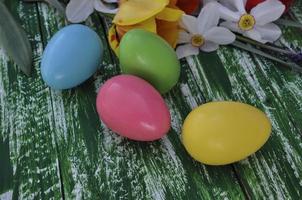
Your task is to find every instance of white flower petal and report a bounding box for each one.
[178,31,191,44]
[244,29,261,40]
[104,0,118,3]
[204,27,236,45]
[66,0,94,23]
[176,44,199,59]
[251,0,285,25]
[218,4,241,22]
[203,0,216,4]
[244,29,267,43]
[226,0,246,14]
[219,0,247,11]
[200,41,219,52]
[219,0,236,10]
[197,2,220,34]
[255,23,282,43]
[220,21,244,34]
[180,15,198,34]
[94,0,118,14]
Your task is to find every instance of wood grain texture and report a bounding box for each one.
[36,5,244,200]
[0,1,62,199]
[0,0,301,199]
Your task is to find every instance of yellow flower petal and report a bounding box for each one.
[108,25,120,56]
[113,0,169,26]
[117,17,157,37]
[110,19,157,57]
[157,20,179,48]
[156,7,184,22]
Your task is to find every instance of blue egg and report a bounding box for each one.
[41,24,103,90]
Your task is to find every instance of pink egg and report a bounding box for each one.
[96,75,171,141]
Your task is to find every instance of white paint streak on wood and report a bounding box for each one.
[215,47,302,199]
[186,56,216,99]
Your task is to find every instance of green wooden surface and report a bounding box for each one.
[0,1,302,199]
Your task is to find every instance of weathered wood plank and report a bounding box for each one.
[179,3,302,198]
[184,42,302,199]
[35,3,246,200]
[0,1,62,199]
[1,0,302,199]
[264,2,302,134]
[169,10,302,198]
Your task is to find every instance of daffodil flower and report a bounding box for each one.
[176,2,235,59]
[218,0,285,43]
[66,0,118,23]
[108,0,184,55]
[113,0,183,47]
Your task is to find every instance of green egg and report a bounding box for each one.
[119,29,181,94]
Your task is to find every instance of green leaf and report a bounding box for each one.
[22,0,66,17]
[236,35,293,55]
[0,1,32,75]
[231,41,302,73]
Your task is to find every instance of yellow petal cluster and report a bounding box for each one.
[108,0,184,55]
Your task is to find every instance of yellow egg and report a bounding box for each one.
[182,102,271,165]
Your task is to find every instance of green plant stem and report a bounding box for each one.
[231,41,302,73]
[236,35,293,55]
[99,13,115,20]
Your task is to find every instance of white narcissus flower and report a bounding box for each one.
[176,2,236,59]
[66,0,118,23]
[218,0,285,43]
[203,0,246,10]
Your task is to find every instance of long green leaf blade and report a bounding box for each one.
[0,1,32,75]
